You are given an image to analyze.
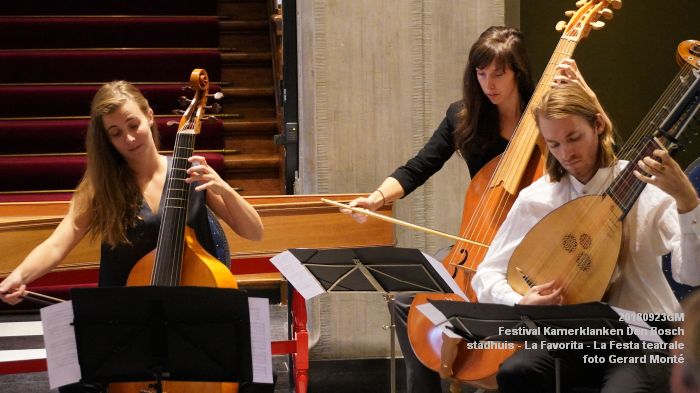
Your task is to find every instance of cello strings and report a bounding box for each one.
[481,39,577,278]
[172,119,199,285]
[452,39,576,276]
[153,91,203,286]
[496,0,584,286]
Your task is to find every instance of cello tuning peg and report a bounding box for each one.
[575,0,587,8]
[178,96,192,107]
[609,0,622,10]
[202,116,217,121]
[598,8,613,20]
[555,21,567,32]
[172,109,185,116]
[208,92,224,100]
[564,10,575,17]
[205,103,222,113]
[589,20,605,30]
[166,120,179,127]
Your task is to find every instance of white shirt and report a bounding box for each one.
[471,160,700,314]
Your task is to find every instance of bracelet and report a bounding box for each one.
[374,189,386,208]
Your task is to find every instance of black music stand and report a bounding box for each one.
[421,300,659,393]
[70,286,254,393]
[285,247,455,294]
[273,246,459,393]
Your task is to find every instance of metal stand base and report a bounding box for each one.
[384,293,397,393]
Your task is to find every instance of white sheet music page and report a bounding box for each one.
[40,301,82,389]
[415,302,462,339]
[248,297,273,384]
[421,252,468,301]
[0,349,46,362]
[270,250,325,299]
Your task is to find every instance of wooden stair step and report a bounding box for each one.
[218,1,268,21]
[222,86,274,97]
[219,20,267,31]
[223,119,278,133]
[220,52,271,63]
[225,153,280,170]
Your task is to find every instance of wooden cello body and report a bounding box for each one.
[406,0,623,388]
[109,69,239,393]
[407,152,543,389]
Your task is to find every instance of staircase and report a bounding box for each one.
[219,0,285,195]
[0,0,284,198]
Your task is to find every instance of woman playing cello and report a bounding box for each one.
[343,26,535,393]
[0,81,264,391]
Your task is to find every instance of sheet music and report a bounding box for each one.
[40,301,81,389]
[248,297,273,384]
[271,250,325,299]
[415,302,462,339]
[421,252,468,300]
[0,349,46,362]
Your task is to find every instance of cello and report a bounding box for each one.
[506,40,700,303]
[110,69,239,393]
[406,0,622,389]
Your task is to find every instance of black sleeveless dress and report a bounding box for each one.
[97,157,216,287]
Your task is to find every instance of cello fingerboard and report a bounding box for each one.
[152,130,196,286]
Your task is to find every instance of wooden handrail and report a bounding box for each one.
[0,193,394,276]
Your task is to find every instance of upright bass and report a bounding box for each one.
[407,0,622,389]
[111,69,239,393]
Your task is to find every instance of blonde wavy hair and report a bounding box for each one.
[533,83,616,182]
[73,81,159,247]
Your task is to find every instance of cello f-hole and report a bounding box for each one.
[451,248,469,278]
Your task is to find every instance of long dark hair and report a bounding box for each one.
[453,26,534,159]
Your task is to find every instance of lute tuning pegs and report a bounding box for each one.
[599,8,613,20]
[589,20,605,30]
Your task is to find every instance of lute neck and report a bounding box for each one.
[606,65,700,218]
